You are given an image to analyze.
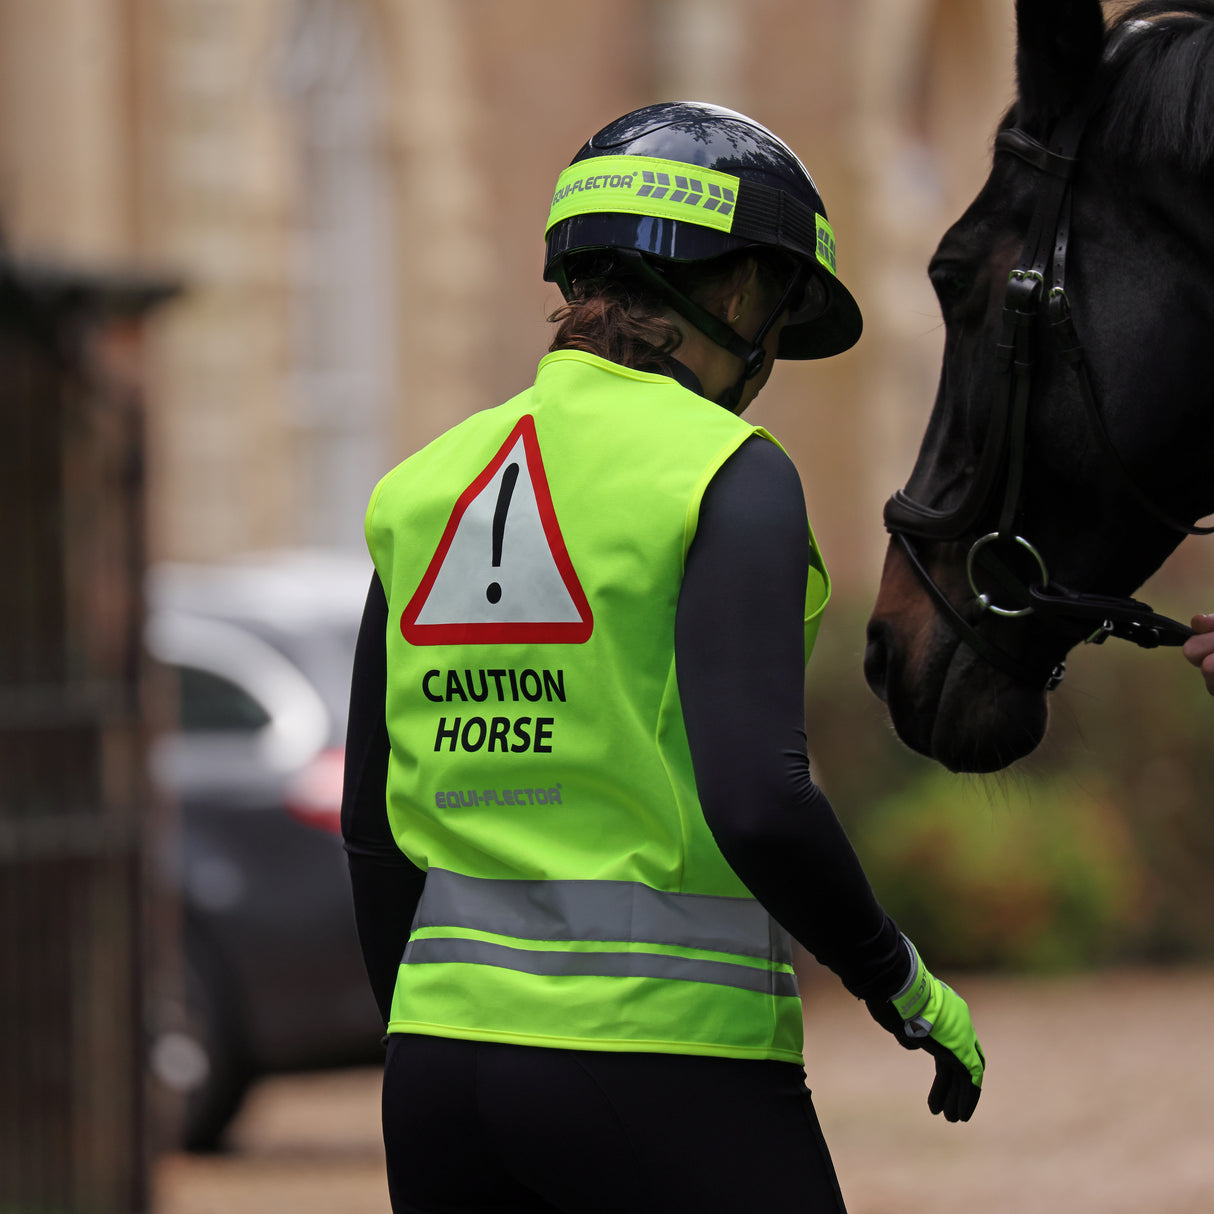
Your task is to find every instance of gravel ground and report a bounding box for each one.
[155,966,1214,1214]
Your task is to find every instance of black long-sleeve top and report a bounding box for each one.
[341,426,907,1027]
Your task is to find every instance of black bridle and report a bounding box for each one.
[881,95,1203,691]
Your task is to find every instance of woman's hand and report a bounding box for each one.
[866,936,984,1123]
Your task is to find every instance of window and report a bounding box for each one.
[175,665,271,733]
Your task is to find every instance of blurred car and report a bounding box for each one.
[145,549,383,1151]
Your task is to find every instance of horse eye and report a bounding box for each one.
[928,263,974,311]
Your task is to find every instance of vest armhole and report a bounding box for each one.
[364,476,387,552]
[680,428,775,565]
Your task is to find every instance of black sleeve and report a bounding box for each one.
[675,436,908,1002]
[341,571,426,1027]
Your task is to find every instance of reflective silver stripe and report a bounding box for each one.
[411,868,792,965]
[415,868,791,965]
[403,936,799,998]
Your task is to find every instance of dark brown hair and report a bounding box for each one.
[547,249,793,375]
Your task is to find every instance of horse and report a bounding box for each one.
[863,0,1214,774]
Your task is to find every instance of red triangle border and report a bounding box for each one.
[400,414,594,646]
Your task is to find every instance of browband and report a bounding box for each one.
[995,128,1078,179]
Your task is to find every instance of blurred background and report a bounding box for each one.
[2,1,1213,1211]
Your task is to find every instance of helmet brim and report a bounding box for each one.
[546,214,864,361]
[778,275,863,359]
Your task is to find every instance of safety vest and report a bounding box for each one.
[365,350,830,1064]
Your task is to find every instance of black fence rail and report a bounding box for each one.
[0,258,174,1214]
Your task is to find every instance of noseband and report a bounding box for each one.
[882,93,1203,691]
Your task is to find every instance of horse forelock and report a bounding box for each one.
[1094,2,1214,178]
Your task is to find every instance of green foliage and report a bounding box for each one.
[849,769,1141,971]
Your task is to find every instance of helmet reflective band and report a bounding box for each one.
[548,154,844,294]
[548,156,741,237]
[815,215,837,277]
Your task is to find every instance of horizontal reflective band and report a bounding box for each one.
[546,155,741,236]
[404,936,799,998]
[415,868,792,966]
[547,158,843,286]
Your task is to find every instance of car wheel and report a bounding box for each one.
[151,937,253,1152]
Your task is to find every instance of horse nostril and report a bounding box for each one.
[864,620,891,702]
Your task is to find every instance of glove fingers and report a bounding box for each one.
[927,1063,954,1119]
[929,1058,981,1122]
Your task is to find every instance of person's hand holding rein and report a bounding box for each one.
[1183,613,1214,695]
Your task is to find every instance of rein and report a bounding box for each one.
[882,91,1199,691]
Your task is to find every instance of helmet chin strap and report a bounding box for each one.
[717,265,808,413]
[616,251,806,413]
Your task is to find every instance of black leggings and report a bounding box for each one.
[382,1035,848,1213]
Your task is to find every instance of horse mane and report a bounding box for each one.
[1094,1,1214,176]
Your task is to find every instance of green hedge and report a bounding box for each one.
[848,769,1140,971]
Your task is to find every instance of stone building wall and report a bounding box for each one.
[0,0,1019,592]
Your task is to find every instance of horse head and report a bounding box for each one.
[865,0,1214,773]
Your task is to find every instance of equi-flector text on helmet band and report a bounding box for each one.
[545,154,839,279]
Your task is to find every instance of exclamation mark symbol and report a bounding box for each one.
[486,462,519,604]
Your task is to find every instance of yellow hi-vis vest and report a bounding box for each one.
[365,350,830,1064]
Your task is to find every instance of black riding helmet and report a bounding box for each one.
[544,101,863,372]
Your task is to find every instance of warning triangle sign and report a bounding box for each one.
[401,414,594,645]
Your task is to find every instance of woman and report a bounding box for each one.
[342,101,984,1214]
